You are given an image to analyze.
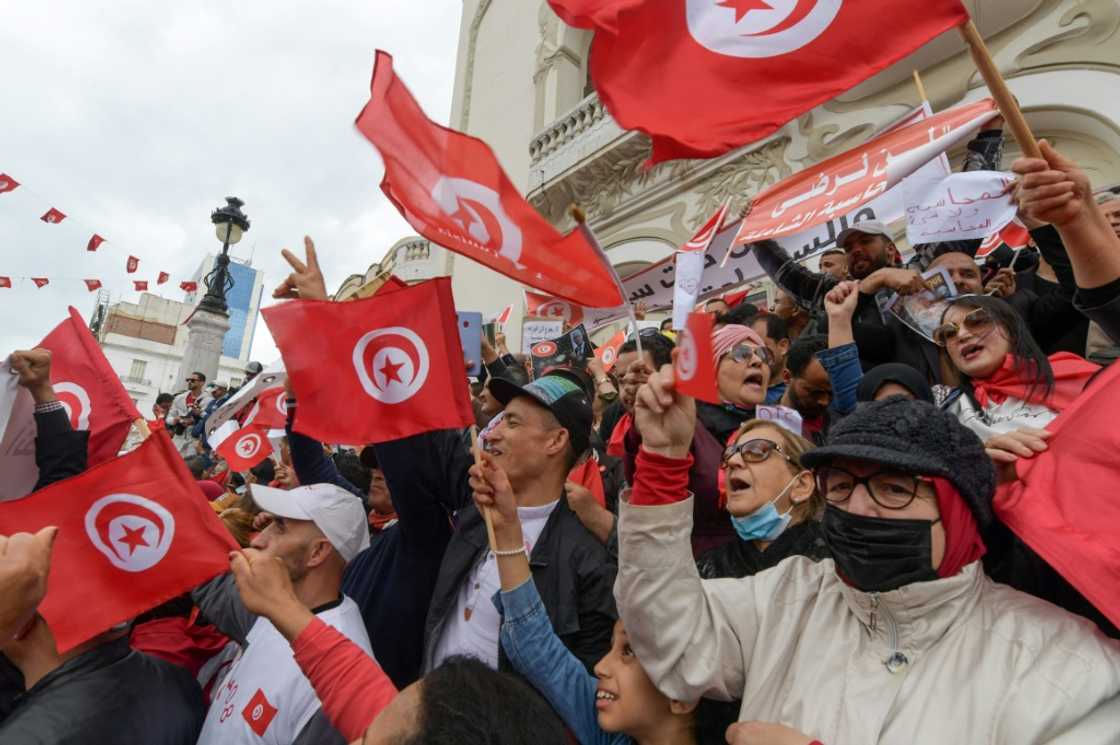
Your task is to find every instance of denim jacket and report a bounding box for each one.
[816,342,863,416]
[497,579,630,745]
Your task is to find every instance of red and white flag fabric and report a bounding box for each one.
[673,200,731,330]
[157,272,170,285]
[40,207,66,224]
[211,422,272,472]
[134,281,149,291]
[674,311,719,403]
[355,50,624,308]
[558,0,969,162]
[594,329,627,373]
[526,290,584,327]
[87,234,105,252]
[263,277,475,444]
[0,277,10,289]
[976,219,1032,260]
[31,277,50,288]
[734,98,998,245]
[994,361,1120,629]
[180,281,198,293]
[241,387,289,431]
[0,173,19,194]
[126,255,140,273]
[84,279,103,292]
[0,430,237,652]
[492,304,514,326]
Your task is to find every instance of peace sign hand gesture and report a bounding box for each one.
[273,236,328,301]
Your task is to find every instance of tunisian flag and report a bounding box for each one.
[674,311,718,403]
[994,361,1120,629]
[211,421,272,472]
[126,255,140,273]
[87,234,106,252]
[31,278,50,288]
[0,173,19,194]
[0,430,237,652]
[562,0,969,162]
[41,208,66,224]
[976,219,1032,260]
[263,277,475,444]
[355,50,625,309]
[595,328,627,373]
[241,387,289,430]
[84,279,103,292]
[526,290,584,327]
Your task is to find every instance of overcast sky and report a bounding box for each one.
[0,1,461,363]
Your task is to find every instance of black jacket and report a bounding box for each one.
[695,520,831,580]
[423,481,617,675]
[0,636,203,745]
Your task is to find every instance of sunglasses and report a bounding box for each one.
[186,378,201,383]
[933,307,995,347]
[726,343,774,367]
[721,438,791,466]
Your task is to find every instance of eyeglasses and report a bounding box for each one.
[726,343,774,367]
[933,307,995,347]
[816,466,929,510]
[722,438,791,467]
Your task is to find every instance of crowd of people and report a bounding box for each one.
[1,130,1119,745]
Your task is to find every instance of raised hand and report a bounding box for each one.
[0,527,59,641]
[984,267,1017,299]
[9,349,55,403]
[1012,140,1094,228]
[229,548,313,641]
[984,427,1050,484]
[273,236,328,301]
[824,280,860,319]
[634,361,696,459]
[469,450,519,533]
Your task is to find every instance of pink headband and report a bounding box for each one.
[711,324,765,362]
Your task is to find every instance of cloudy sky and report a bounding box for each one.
[0,1,461,362]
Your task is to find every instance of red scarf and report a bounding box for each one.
[931,478,986,579]
[369,510,398,533]
[606,413,632,458]
[971,352,1098,411]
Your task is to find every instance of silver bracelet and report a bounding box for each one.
[34,400,65,415]
[491,545,527,558]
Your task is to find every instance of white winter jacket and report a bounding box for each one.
[616,497,1120,744]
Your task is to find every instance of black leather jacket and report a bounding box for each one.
[696,520,831,580]
[0,636,204,745]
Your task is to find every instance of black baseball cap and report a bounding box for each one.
[489,371,592,458]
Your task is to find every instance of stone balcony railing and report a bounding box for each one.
[528,92,629,185]
[120,375,152,387]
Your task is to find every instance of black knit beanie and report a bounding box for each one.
[801,397,996,527]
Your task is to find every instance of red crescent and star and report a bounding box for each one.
[117,523,150,556]
[448,196,503,251]
[717,0,815,36]
[379,356,406,384]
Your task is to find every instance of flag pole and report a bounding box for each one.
[957,20,1041,158]
[569,205,643,358]
[911,69,929,104]
[470,426,499,552]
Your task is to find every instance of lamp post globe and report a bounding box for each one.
[198,196,251,315]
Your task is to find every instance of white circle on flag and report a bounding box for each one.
[352,327,431,404]
[430,177,524,265]
[532,341,559,358]
[686,0,842,58]
[54,382,92,431]
[84,493,176,572]
[601,347,617,367]
[252,705,264,721]
[676,331,698,382]
[236,432,263,459]
[538,300,573,323]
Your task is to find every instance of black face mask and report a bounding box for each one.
[821,504,939,592]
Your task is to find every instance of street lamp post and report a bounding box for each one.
[198,197,251,315]
[178,197,250,390]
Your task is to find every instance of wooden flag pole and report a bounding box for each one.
[957,20,1041,158]
[911,69,929,104]
[470,425,499,552]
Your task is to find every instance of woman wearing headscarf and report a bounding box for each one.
[615,374,1120,744]
[695,420,828,580]
[623,325,773,555]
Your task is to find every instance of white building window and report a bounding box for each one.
[128,359,147,383]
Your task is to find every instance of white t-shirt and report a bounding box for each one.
[430,500,560,670]
[947,393,1058,441]
[197,595,373,745]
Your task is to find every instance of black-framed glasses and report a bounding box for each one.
[726,343,774,367]
[816,466,928,510]
[722,438,790,467]
[933,307,995,347]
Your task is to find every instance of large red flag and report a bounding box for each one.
[241,387,289,431]
[40,307,143,464]
[674,311,719,403]
[263,277,475,444]
[526,290,585,327]
[994,361,1120,629]
[355,50,624,309]
[0,430,238,652]
[562,0,969,162]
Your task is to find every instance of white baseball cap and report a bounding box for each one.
[836,220,892,249]
[249,483,370,563]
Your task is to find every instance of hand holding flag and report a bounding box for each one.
[673,312,720,404]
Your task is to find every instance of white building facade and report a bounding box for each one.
[93,256,264,411]
[340,1,1120,350]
